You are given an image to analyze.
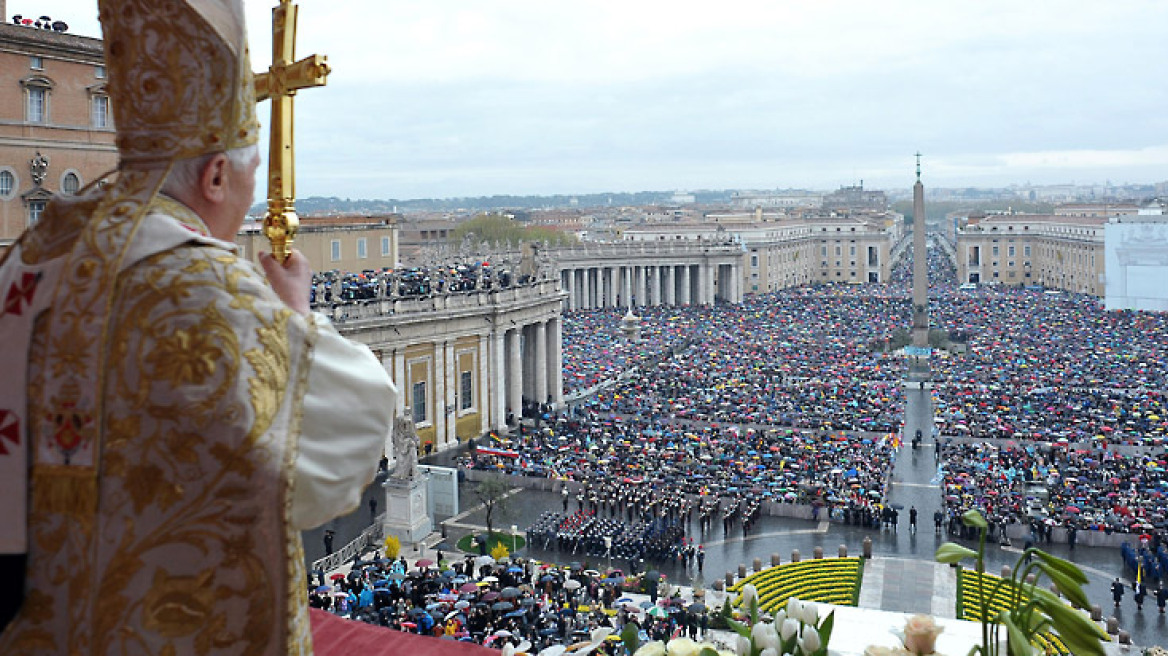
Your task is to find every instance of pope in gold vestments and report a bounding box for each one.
[0,1,396,654]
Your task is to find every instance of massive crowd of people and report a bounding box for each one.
[310,243,1168,649]
[308,260,529,307]
[464,410,897,551]
[548,245,1167,539]
[308,553,705,654]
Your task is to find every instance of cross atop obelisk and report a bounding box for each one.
[255,0,331,262]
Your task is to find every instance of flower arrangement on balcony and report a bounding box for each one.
[934,509,1109,656]
[622,584,835,656]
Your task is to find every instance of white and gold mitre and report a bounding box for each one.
[99,0,261,169]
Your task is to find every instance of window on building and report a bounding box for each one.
[1024,245,1031,257]
[95,65,105,79]
[29,201,47,225]
[0,170,14,198]
[92,95,109,128]
[30,56,43,70]
[460,371,473,411]
[1008,246,1015,257]
[62,172,80,195]
[411,381,427,424]
[330,240,341,261]
[992,246,999,256]
[750,255,758,267]
[27,86,47,123]
[381,236,392,256]
[357,237,367,258]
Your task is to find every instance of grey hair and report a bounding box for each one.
[160,144,259,199]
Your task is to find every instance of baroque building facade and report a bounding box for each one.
[0,10,115,245]
[955,213,1105,293]
[621,210,904,292]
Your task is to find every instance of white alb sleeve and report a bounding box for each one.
[291,314,396,530]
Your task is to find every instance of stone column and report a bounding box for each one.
[563,269,575,311]
[393,348,406,418]
[433,342,448,448]
[600,267,610,308]
[621,266,632,309]
[478,334,490,434]
[696,264,708,306]
[522,324,534,401]
[575,269,585,309]
[635,265,646,308]
[664,266,676,305]
[548,317,564,406]
[444,340,456,445]
[705,265,716,304]
[651,266,661,306]
[507,327,522,423]
[491,330,506,430]
[680,265,691,305]
[534,321,548,406]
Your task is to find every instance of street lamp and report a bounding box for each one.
[511,524,518,554]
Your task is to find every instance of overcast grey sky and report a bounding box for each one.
[28,1,1168,199]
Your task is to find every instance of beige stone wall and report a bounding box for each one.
[236,222,399,272]
[0,26,116,242]
[956,218,1104,294]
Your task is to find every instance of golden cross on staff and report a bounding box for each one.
[254,0,331,262]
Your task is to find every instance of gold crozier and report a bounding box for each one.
[254,0,331,262]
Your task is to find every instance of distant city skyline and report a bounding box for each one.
[26,0,1168,200]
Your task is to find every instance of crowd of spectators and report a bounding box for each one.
[308,553,708,654]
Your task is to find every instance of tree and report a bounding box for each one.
[450,213,576,247]
[474,475,512,536]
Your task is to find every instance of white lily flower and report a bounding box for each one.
[735,635,752,656]
[634,642,666,656]
[800,626,822,652]
[800,601,819,625]
[780,618,799,641]
[759,648,778,656]
[751,622,779,650]
[741,584,759,608]
[667,637,700,656]
[785,598,802,620]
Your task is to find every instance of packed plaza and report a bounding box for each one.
[302,242,1168,651]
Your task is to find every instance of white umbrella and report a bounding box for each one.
[563,579,582,590]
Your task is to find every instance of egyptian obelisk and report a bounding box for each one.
[903,153,934,448]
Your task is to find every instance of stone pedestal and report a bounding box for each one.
[383,473,432,545]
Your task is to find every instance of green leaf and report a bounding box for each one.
[817,609,834,649]
[998,612,1037,656]
[936,542,979,564]
[1031,550,1089,585]
[620,621,640,655]
[961,509,988,529]
[699,649,719,656]
[727,618,751,638]
[1036,563,1091,609]
[1030,589,1108,655]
